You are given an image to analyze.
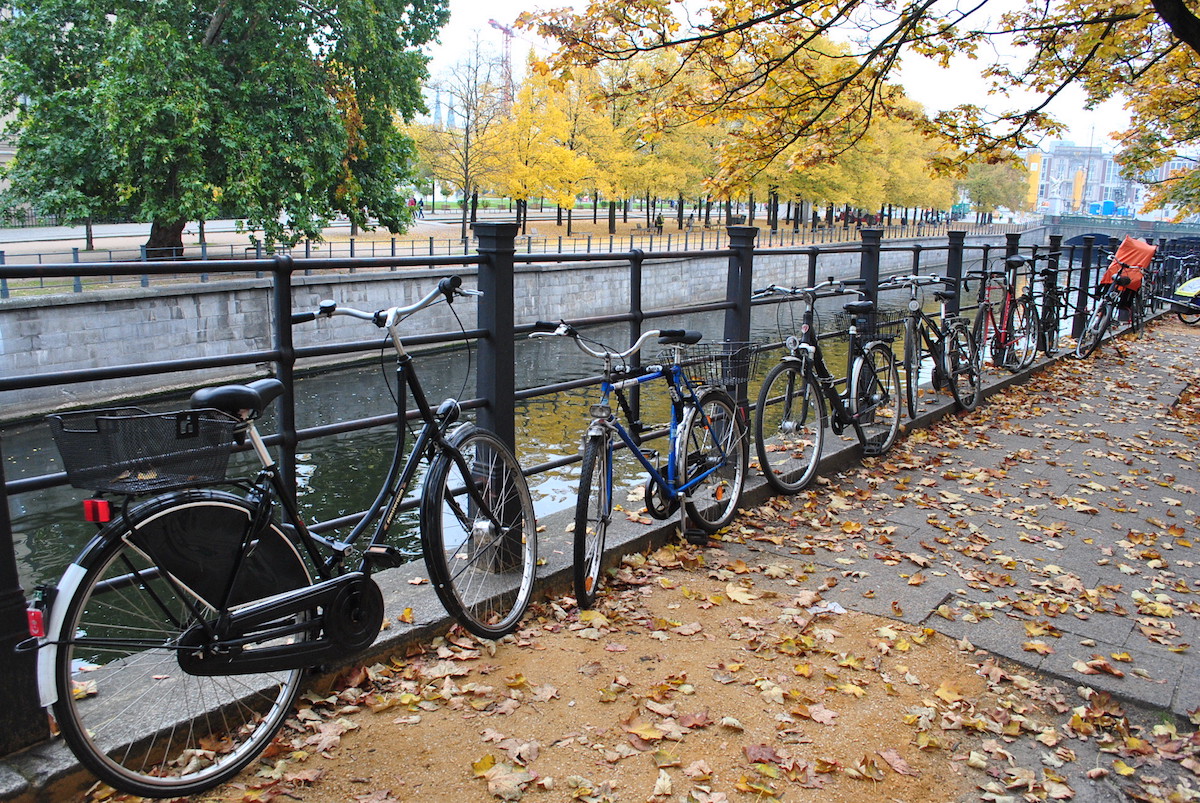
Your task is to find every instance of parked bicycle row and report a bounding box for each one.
[21,234,1184,796]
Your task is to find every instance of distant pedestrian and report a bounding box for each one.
[654,214,664,234]
[418,199,424,218]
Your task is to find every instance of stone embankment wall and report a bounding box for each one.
[0,234,1022,421]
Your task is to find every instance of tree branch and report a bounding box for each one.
[1150,0,1200,54]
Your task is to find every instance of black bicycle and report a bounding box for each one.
[878,273,979,417]
[752,279,902,495]
[26,277,537,797]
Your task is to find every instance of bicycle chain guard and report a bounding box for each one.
[176,572,384,676]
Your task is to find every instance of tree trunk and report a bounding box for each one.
[677,194,684,230]
[593,190,598,224]
[85,219,94,251]
[567,208,573,237]
[556,205,563,226]
[470,191,478,223]
[460,185,470,240]
[146,219,186,260]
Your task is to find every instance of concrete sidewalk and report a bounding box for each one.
[2,315,1198,801]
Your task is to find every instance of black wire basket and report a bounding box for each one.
[831,308,906,341]
[670,341,762,387]
[48,407,240,494]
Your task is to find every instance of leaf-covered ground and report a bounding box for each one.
[87,319,1200,803]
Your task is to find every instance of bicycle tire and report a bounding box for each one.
[52,491,311,798]
[902,317,921,419]
[753,359,826,495]
[679,388,747,533]
[1011,296,1040,371]
[573,434,610,608]
[850,342,902,455]
[421,424,537,639]
[1042,295,1061,355]
[1074,301,1111,359]
[944,323,981,411]
[1179,310,1200,325]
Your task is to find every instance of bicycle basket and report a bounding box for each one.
[832,308,906,341]
[48,407,239,494]
[670,341,761,387]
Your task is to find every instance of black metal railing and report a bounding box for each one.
[0,224,1112,756]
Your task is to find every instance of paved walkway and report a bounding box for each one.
[3,316,1199,801]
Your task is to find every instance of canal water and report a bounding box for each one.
[4,297,903,593]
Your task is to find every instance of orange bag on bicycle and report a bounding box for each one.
[1100,236,1155,292]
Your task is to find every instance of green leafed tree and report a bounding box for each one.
[0,0,447,256]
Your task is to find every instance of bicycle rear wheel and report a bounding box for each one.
[1074,302,1111,358]
[679,388,747,532]
[422,424,537,639]
[754,359,825,495]
[52,492,311,798]
[850,342,902,455]
[943,323,981,411]
[573,434,610,608]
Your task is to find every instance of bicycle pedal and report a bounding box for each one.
[364,544,406,569]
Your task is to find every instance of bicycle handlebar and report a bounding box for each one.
[290,275,479,327]
[529,320,700,361]
[752,276,866,301]
[879,274,955,290]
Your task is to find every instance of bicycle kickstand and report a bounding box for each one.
[680,491,707,545]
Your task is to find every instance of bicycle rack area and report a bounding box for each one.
[0,224,1161,773]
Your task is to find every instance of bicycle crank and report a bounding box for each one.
[177,572,384,676]
[644,475,678,519]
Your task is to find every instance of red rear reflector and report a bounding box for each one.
[83,499,112,523]
[27,608,44,638]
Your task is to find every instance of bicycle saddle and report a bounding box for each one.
[843,300,874,314]
[932,290,956,302]
[190,377,285,420]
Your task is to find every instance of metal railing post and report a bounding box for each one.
[946,230,966,315]
[724,225,758,407]
[0,436,51,755]
[473,222,519,453]
[0,252,7,299]
[857,228,883,303]
[1073,236,1096,339]
[271,255,300,495]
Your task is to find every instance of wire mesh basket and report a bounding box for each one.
[831,308,907,341]
[669,341,762,387]
[48,407,240,494]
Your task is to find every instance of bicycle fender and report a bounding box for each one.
[36,562,87,708]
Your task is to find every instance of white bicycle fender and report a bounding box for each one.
[37,562,87,708]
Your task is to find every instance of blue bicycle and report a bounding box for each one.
[531,322,748,607]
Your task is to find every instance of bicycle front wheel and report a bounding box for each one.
[574,434,611,608]
[850,342,902,455]
[1074,302,1111,358]
[679,388,747,532]
[1010,297,1040,371]
[754,359,825,495]
[1178,308,1200,325]
[1042,297,1062,355]
[944,323,981,411]
[902,318,921,419]
[422,425,537,639]
[53,492,311,798]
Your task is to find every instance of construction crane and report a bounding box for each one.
[488,18,515,109]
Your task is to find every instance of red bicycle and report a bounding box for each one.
[967,255,1040,373]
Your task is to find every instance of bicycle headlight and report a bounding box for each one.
[785,335,801,351]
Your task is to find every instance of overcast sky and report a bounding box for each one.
[428,0,1132,150]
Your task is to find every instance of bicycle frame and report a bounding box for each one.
[589,361,731,502]
[785,292,876,436]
